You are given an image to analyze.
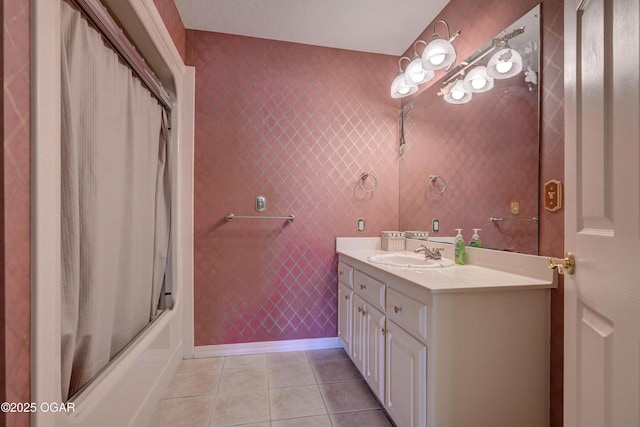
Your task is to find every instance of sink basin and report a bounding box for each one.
[367,252,454,269]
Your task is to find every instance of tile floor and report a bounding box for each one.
[147,348,394,427]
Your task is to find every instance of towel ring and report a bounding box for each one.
[359,172,378,193]
[429,174,447,194]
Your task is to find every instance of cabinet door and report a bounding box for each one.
[365,304,385,402]
[337,282,353,354]
[352,294,367,374]
[386,320,427,427]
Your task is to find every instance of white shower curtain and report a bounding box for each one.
[60,1,171,400]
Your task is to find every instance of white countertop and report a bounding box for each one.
[336,237,556,293]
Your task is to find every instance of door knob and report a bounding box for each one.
[547,252,575,275]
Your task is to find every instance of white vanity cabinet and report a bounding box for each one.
[337,282,352,355]
[385,319,427,427]
[337,261,354,354]
[351,273,386,402]
[385,287,429,427]
[337,248,553,427]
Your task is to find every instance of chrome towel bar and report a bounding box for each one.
[489,216,538,223]
[225,213,295,223]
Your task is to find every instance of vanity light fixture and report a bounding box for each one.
[391,56,418,98]
[422,20,458,71]
[404,40,436,86]
[486,47,523,79]
[443,79,472,104]
[463,65,494,93]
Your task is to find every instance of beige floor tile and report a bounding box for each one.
[330,409,394,427]
[218,366,268,393]
[223,353,267,369]
[319,381,380,413]
[271,414,332,427]
[209,390,270,427]
[147,396,214,427]
[164,370,221,399]
[177,357,225,374]
[310,359,362,384]
[268,362,316,388]
[270,385,327,420]
[267,350,309,365]
[306,348,349,362]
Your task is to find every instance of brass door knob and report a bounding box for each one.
[547,252,575,275]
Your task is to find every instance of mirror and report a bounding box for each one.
[399,4,541,254]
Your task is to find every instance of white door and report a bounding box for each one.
[564,0,640,426]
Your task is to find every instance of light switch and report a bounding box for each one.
[432,218,440,233]
[256,196,266,212]
[357,218,366,233]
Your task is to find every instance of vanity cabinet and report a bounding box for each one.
[337,252,552,427]
[337,261,354,354]
[386,319,427,427]
[337,282,352,355]
[352,274,386,401]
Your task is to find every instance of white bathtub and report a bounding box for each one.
[53,309,183,427]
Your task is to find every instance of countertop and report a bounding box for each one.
[336,237,556,294]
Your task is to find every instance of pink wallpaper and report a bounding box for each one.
[187,31,400,345]
[152,0,186,62]
[3,0,31,426]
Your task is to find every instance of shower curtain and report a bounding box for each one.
[60,1,171,400]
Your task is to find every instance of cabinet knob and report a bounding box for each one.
[394,306,403,314]
[339,271,344,276]
[357,306,362,313]
[360,284,366,290]
[381,328,386,336]
[344,294,350,300]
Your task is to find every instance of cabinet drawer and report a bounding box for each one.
[338,261,354,288]
[387,288,428,342]
[354,270,385,311]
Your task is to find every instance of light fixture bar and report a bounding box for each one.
[442,26,525,86]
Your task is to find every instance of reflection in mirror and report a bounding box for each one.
[399,4,541,254]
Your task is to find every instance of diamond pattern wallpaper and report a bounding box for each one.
[186,31,400,345]
[3,0,31,425]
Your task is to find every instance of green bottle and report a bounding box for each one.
[454,229,467,265]
[469,229,483,248]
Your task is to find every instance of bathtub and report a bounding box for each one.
[53,309,183,427]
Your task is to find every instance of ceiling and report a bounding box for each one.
[173,0,451,56]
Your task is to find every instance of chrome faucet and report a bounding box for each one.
[414,245,444,260]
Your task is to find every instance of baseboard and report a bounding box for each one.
[193,337,342,358]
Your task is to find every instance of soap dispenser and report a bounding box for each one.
[469,229,483,248]
[454,229,467,265]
